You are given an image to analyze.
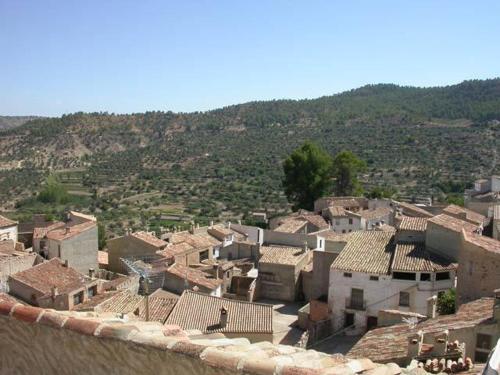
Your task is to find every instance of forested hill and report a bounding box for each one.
[1,79,499,233]
[0,116,43,130]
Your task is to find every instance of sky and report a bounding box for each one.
[1,1,500,116]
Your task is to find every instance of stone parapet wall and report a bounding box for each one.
[0,299,403,375]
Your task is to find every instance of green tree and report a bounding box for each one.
[437,289,456,315]
[282,141,333,210]
[38,174,69,204]
[331,151,366,196]
[97,222,106,250]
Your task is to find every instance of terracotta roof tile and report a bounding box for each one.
[396,216,428,232]
[0,214,17,228]
[69,211,96,222]
[332,231,395,274]
[165,290,273,334]
[326,206,348,217]
[131,231,168,248]
[463,231,500,255]
[9,258,91,295]
[45,221,96,241]
[138,296,177,323]
[259,245,309,266]
[165,263,222,290]
[428,214,478,233]
[274,219,308,233]
[392,243,456,272]
[300,214,329,230]
[397,202,434,218]
[443,204,486,226]
[33,221,66,239]
[348,298,494,363]
[95,290,144,314]
[359,207,392,220]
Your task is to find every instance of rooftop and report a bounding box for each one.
[69,211,97,222]
[169,231,219,250]
[9,258,91,296]
[359,207,393,220]
[33,221,65,239]
[428,214,478,233]
[331,231,395,275]
[45,221,96,241]
[442,204,486,225]
[274,219,307,233]
[0,214,17,228]
[397,202,434,218]
[396,216,428,232]
[130,231,168,249]
[137,296,177,323]
[300,214,329,230]
[165,263,222,290]
[462,230,500,255]
[95,290,144,314]
[348,298,495,364]
[259,245,309,266]
[207,225,233,240]
[326,206,348,217]
[392,243,456,272]
[0,240,27,257]
[165,290,273,334]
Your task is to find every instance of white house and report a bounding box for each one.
[323,207,365,234]
[0,215,18,242]
[329,231,456,334]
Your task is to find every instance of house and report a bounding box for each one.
[272,214,329,234]
[0,215,18,242]
[465,176,500,216]
[40,220,98,275]
[207,224,234,247]
[8,258,100,310]
[165,290,273,343]
[0,240,38,292]
[163,262,223,296]
[314,197,368,213]
[159,229,220,265]
[329,231,456,333]
[359,207,394,230]
[258,244,312,301]
[107,231,168,273]
[395,216,428,243]
[395,202,434,218]
[348,293,500,365]
[442,204,487,226]
[323,207,365,234]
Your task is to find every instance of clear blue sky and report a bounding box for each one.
[1,0,499,116]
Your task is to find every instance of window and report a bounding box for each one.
[436,272,450,281]
[476,334,492,350]
[348,229,352,232]
[344,313,354,328]
[73,291,84,305]
[199,250,209,261]
[420,273,431,281]
[342,230,346,233]
[474,350,489,363]
[393,272,416,281]
[348,218,353,225]
[335,219,340,226]
[370,276,379,281]
[87,286,97,297]
[350,288,364,310]
[399,292,410,307]
[343,272,352,278]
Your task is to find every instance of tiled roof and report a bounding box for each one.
[392,243,456,272]
[300,215,329,230]
[442,204,486,225]
[101,275,133,291]
[274,219,307,233]
[97,250,108,265]
[72,291,121,311]
[311,230,352,242]
[428,214,478,233]
[170,231,219,250]
[331,231,395,275]
[329,198,362,208]
[45,221,96,241]
[131,231,167,248]
[95,290,144,314]
[165,263,222,290]
[374,224,397,232]
[0,292,25,304]
[33,221,65,239]
[359,207,392,221]
[326,206,348,217]
[165,290,273,334]
[9,258,90,295]
[397,202,434,218]
[150,288,180,300]
[348,298,495,364]
[0,240,22,257]
[137,296,177,323]
[259,245,309,266]
[157,242,194,259]
[207,225,233,240]
[0,214,17,228]
[396,216,428,232]
[463,231,500,255]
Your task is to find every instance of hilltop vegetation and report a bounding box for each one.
[0,79,499,237]
[0,116,43,130]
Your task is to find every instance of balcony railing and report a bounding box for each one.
[345,297,366,311]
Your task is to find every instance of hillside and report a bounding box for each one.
[0,116,43,130]
[0,79,499,236]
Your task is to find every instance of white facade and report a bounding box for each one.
[329,269,456,334]
[492,176,500,193]
[331,215,365,234]
[0,225,18,242]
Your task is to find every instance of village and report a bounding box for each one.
[0,175,499,374]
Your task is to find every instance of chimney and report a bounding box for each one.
[494,289,500,321]
[433,330,449,356]
[51,286,59,299]
[210,220,214,229]
[219,306,228,328]
[303,241,308,253]
[427,295,437,319]
[88,268,95,278]
[227,221,231,229]
[189,224,194,234]
[238,219,242,225]
[63,259,69,268]
[407,330,423,359]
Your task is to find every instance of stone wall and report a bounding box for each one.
[0,253,37,291]
[0,299,397,375]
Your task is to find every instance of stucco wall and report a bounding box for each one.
[312,250,338,299]
[107,235,160,273]
[425,222,462,261]
[0,253,37,291]
[58,226,99,275]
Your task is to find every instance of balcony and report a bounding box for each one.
[345,297,366,311]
